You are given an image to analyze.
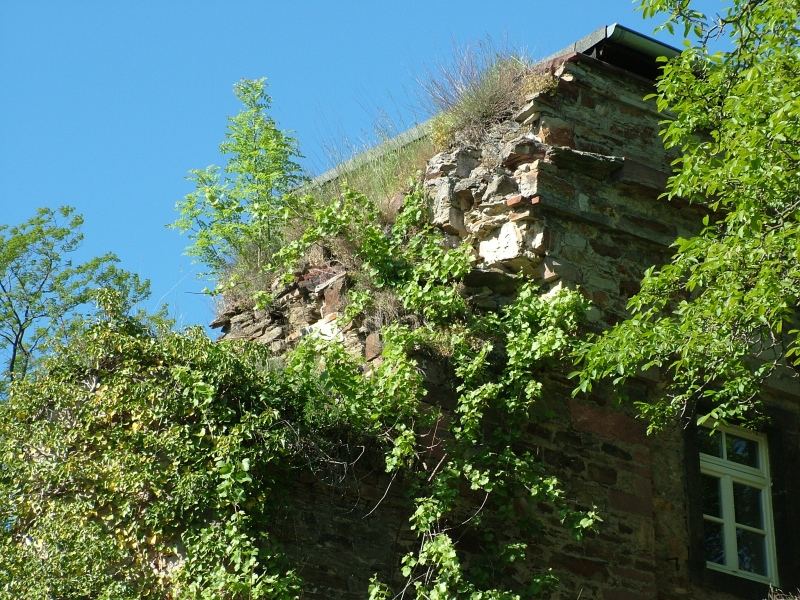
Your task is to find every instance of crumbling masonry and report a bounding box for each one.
[213,24,800,600]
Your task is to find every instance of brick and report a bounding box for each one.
[604,587,648,600]
[505,193,524,207]
[611,566,656,585]
[551,552,608,579]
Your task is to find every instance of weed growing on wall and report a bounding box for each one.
[422,44,557,149]
[171,78,304,305]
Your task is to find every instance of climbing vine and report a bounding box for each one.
[249,179,601,596]
[0,80,600,598]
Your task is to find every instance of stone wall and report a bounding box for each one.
[215,50,800,599]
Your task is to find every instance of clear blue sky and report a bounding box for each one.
[0,1,720,329]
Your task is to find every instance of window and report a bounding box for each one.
[697,425,779,585]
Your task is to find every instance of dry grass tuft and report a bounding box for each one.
[423,41,556,149]
[768,589,800,600]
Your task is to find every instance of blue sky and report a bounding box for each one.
[0,1,720,330]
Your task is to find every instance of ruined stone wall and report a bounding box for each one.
[215,51,800,599]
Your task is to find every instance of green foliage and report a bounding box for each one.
[270,184,473,321]
[172,78,304,294]
[0,310,301,598]
[310,133,436,224]
[270,175,597,595]
[0,267,595,598]
[374,285,597,599]
[0,206,150,393]
[577,0,800,430]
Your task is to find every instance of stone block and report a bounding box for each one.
[302,313,342,342]
[538,115,575,147]
[608,488,654,519]
[452,147,481,178]
[426,177,466,236]
[482,173,518,202]
[425,152,457,179]
[512,98,541,125]
[477,221,545,273]
[364,332,382,361]
[551,552,608,579]
[603,587,650,600]
[257,325,284,344]
[568,398,646,445]
[588,462,618,486]
[533,257,580,284]
[500,136,547,167]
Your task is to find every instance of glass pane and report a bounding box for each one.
[733,482,763,528]
[703,519,725,565]
[701,474,722,517]
[697,428,722,457]
[737,528,767,575]
[726,434,759,468]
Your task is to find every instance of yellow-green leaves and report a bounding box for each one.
[579,0,800,430]
[0,206,150,394]
[172,78,303,293]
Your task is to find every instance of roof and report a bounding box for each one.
[309,24,679,188]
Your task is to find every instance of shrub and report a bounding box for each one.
[172,78,304,305]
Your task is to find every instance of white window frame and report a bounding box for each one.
[698,423,779,585]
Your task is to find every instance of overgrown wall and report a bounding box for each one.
[215,51,800,599]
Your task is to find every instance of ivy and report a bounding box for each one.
[2,78,601,598]
[271,197,599,596]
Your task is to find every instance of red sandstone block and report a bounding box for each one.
[587,462,618,485]
[608,488,653,518]
[551,552,608,579]
[364,332,382,361]
[611,566,656,585]
[603,588,648,600]
[568,398,647,445]
[626,473,654,501]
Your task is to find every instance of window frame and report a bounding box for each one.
[697,424,779,585]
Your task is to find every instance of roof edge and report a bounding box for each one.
[308,24,679,187]
[540,22,679,65]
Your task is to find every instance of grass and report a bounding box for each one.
[309,131,435,224]
[769,589,800,600]
[422,41,557,149]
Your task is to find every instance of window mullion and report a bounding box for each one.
[721,474,738,571]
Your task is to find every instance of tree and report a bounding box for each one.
[0,206,150,393]
[172,78,304,297]
[577,0,800,429]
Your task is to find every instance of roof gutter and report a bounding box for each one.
[541,22,679,64]
[606,23,680,59]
